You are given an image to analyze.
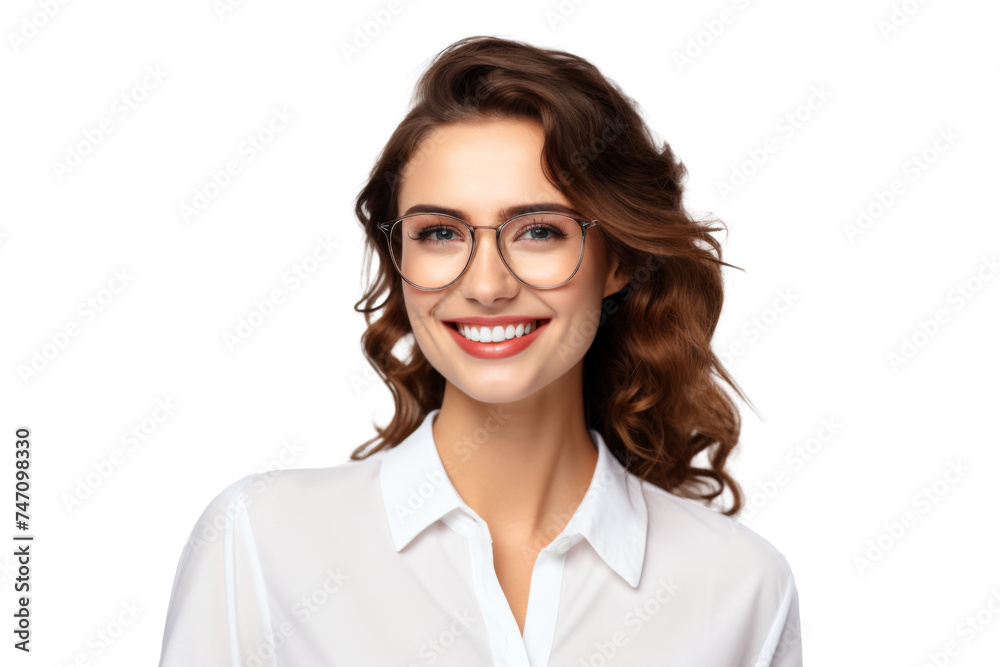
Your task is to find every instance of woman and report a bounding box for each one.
[159,35,802,666]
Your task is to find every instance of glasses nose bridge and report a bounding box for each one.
[463,222,509,273]
[467,223,502,235]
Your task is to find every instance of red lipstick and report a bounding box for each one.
[444,318,550,359]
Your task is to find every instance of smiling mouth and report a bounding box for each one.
[447,319,550,343]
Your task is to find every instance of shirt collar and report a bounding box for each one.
[379,408,648,588]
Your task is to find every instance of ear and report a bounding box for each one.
[602,253,630,299]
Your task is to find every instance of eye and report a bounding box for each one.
[521,224,560,240]
[412,226,459,242]
[401,214,467,244]
[506,215,573,244]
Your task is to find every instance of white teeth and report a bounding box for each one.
[456,320,541,342]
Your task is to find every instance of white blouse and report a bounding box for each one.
[158,408,803,666]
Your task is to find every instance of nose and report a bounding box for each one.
[459,228,519,303]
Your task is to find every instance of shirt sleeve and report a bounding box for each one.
[158,475,276,667]
[754,561,804,667]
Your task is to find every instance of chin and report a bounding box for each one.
[448,371,541,405]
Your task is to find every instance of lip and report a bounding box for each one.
[441,315,549,327]
[445,318,550,359]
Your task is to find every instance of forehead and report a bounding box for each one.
[396,118,571,219]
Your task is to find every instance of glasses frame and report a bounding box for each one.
[377,210,599,291]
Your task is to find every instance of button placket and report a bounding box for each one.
[521,546,568,666]
[467,534,531,666]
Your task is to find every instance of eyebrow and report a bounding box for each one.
[401,202,584,220]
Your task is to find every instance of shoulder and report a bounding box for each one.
[193,454,385,526]
[639,480,794,587]
[637,482,802,664]
[174,454,395,574]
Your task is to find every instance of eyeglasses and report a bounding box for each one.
[377,211,598,290]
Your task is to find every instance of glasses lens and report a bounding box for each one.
[387,213,586,289]
[389,214,471,289]
[500,214,584,287]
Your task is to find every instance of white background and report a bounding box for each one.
[2,0,998,665]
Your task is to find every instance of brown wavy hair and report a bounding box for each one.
[350,35,754,516]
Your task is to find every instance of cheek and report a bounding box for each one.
[562,277,607,337]
[400,290,419,334]
[573,260,608,303]
[401,290,437,340]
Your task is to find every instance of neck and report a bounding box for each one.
[430,362,599,551]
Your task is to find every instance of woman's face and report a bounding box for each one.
[396,117,627,405]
